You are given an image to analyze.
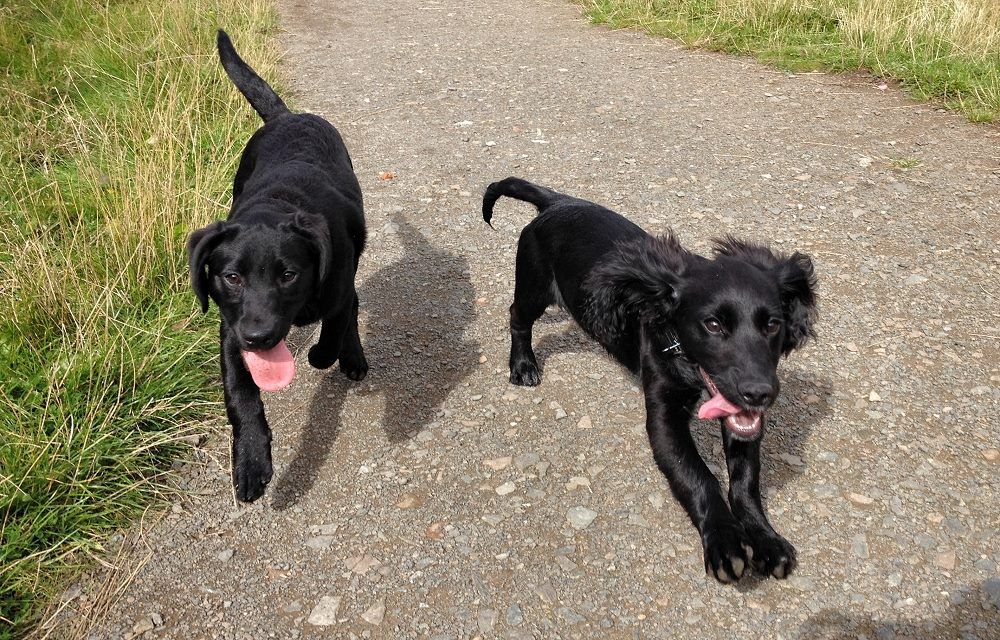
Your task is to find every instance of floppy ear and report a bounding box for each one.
[287,212,333,288]
[584,233,689,343]
[773,251,817,354]
[713,236,817,354]
[187,222,229,313]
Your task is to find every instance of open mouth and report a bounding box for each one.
[698,368,762,438]
[241,339,295,392]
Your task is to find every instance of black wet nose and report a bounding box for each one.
[740,382,776,407]
[242,328,276,349]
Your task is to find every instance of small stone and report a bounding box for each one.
[506,603,524,627]
[514,452,540,470]
[395,492,424,509]
[477,608,497,633]
[555,408,568,420]
[311,523,339,535]
[484,456,512,470]
[904,274,928,286]
[216,548,234,562]
[983,448,999,462]
[496,481,516,496]
[305,536,335,550]
[132,617,154,635]
[869,391,882,402]
[577,415,592,429]
[567,506,598,530]
[565,476,590,491]
[804,394,821,405]
[935,551,956,570]
[478,355,488,363]
[307,595,341,626]
[345,556,381,575]
[846,492,875,507]
[283,601,303,613]
[361,598,386,625]
[851,534,869,559]
[779,453,804,467]
[425,521,446,540]
[557,607,586,624]
[149,613,162,628]
[647,492,665,509]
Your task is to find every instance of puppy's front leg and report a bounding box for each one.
[722,429,796,578]
[221,321,273,502]
[641,357,751,583]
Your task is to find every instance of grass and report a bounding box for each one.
[0,0,279,635]
[580,0,1000,122]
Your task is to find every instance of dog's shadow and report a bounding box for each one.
[270,214,478,509]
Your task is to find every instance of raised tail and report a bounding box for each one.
[482,177,560,227]
[217,29,289,122]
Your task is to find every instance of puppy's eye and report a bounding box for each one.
[765,318,782,336]
[704,318,724,334]
[223,273,243,287]
[280,271,298,284]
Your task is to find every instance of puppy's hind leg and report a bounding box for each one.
[508,233,553,386]
[308,292,366,381]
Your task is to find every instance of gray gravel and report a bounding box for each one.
[49,0,999,638]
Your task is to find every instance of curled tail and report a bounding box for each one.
[217,29,289,122]
[482,177,560,227]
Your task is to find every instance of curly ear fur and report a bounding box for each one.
[584,233,690,343]
[286,212,333,288]
[187,221,230,313]
[713,236,818,354]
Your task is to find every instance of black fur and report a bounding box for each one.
[484,177,818,583]
[188,30,368,502]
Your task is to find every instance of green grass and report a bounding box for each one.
[0,0,278,635]
[581,0,1000,122]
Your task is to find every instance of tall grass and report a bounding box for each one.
[582,0,1000,122]
[0,0,278,635]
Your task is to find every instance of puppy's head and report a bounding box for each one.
[587,234,817,440]
[187,212,332,350]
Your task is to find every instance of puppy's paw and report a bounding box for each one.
[308,344,337,370]
[702,521,753,584]
[339,352,368,381]
[233,443,273,503]
[747,529,797,579]
[509,359,541,386]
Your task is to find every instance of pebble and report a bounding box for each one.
[216,549,234,562]
[361,598,386,625]
[983,448,999,462]
[514,452,540,470]
[307,596,341,626]
[484,456,512,470]
[305,536,335,550]
[477,608,497,633]
[851,534,869,559]
[565,476,590,491]
[935,551,956,570]
[555,408,568,420]
[577,415,592,429]
[345,556,381,575]
[567,506,598,529]
[496,481,516,495]
[846,492,875,507]
[506,603,524,627]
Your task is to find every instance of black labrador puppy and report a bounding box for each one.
[188,31,367,502]
[483,177,817,583]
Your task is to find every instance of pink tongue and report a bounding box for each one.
[698,388,742,420]
[241,340,294,392]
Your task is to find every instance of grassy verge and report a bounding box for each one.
[580,0,1000,122]
[0,0,278,635]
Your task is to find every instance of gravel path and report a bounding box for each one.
[52,0,999,638]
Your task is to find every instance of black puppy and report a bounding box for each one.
[483,177,817,583]
[188,31,367,502]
